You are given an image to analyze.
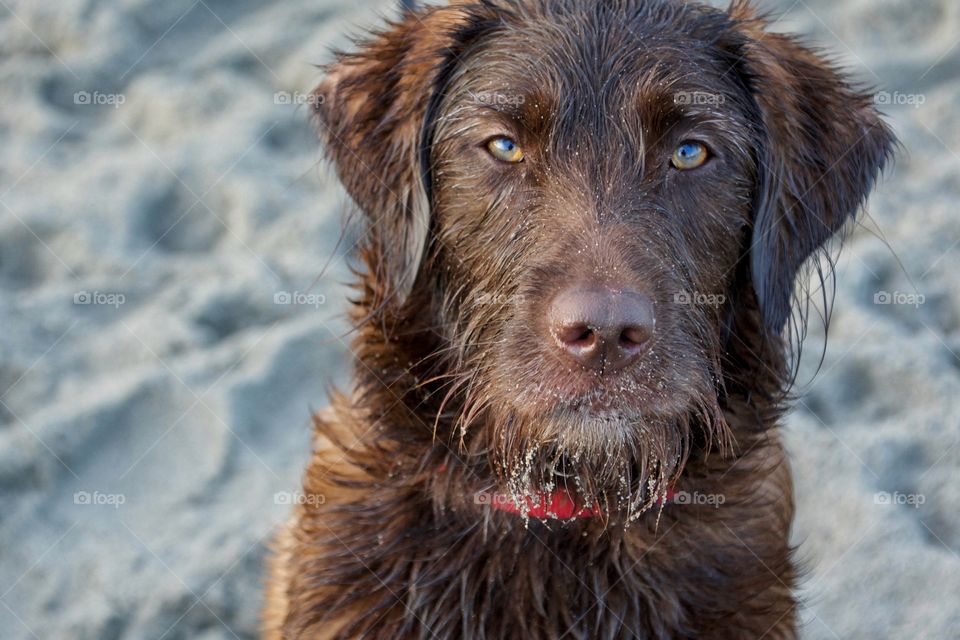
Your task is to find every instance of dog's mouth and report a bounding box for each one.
[454,336,728,521]
[468,408,693,522]
[455,373,730,522]
[508,380,659,422]
[541,387,636,414]
[506,354,702,420]
[478,447,682,522]
[506,384,697,441]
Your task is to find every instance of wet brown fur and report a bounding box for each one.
[264,1,895,638]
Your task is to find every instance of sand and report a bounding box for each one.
[0,0,957,638]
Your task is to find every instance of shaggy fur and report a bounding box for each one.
[264,1,895,638]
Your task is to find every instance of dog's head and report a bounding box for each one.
[314,0,894,518]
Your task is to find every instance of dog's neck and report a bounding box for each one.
[300,377,791,637]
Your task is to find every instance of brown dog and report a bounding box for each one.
[264,1,894,637]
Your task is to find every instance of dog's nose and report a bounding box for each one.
[548,288,655,372]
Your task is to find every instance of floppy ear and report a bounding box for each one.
[729,3,896,335]
[312,6,478,306]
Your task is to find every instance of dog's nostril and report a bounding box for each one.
[620,326,651,349]
[555,323,595,347]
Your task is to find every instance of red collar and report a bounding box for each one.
[438,464,675,520]
[489,487,597,519]
[486,486,676,520]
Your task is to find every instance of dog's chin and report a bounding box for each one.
[478,400,703,521]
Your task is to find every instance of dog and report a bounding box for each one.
[264,1,894,637]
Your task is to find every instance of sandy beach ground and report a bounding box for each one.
[0,0,957,638]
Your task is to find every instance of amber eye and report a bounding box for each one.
[486,136,524,163]
[671,141,709,170]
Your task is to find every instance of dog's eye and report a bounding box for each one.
[487,137,524,163]
[671,141,709,170]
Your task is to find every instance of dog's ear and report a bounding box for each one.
[312,6,478,306]
[728,2,896,335]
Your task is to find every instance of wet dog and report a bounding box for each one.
[264,1,894,637]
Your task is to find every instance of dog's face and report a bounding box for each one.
[428,9,758,510]
[316,0,894,518]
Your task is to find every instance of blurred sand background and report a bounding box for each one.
[0,0,957,638]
